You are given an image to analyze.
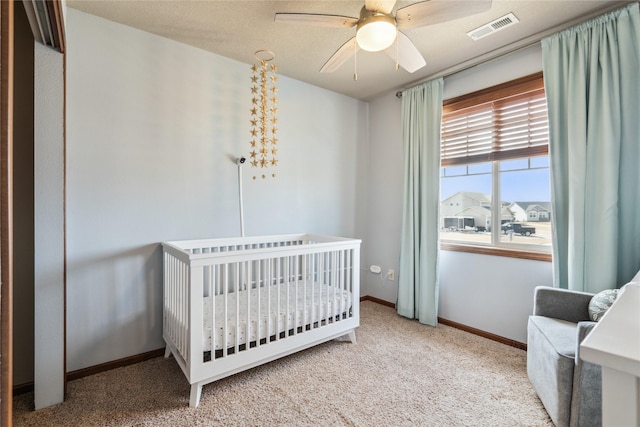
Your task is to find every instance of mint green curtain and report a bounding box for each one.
[542,3,640,292]
[397,78,443,325]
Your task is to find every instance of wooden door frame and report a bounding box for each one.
[2,1,66,422]
[1,0,14,425]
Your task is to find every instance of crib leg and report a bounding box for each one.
[164,346,172,359]
[348,330,357,344]
[190,383,202,408]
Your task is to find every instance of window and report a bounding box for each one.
[439,73,552,260]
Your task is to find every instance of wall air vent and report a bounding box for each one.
[467,13,519,41]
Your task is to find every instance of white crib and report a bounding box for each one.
[162,233,361,407]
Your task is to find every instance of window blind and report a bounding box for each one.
[441,87,548,166]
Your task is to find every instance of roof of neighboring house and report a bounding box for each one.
[511,201,552,212]
[459,205,492,217]
[452,205,512,220]
[442,191,491,203]
[500,206,514,218]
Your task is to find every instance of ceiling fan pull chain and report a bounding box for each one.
[353,40,358,81]
[395,37,399,71]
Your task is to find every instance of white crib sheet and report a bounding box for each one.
[202,282,352,352]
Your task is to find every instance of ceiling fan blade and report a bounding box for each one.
[384,32,426,73]
[396,0,492,29]
[320,37,359,73]
[274,13,358,28]
[364,0,397,14]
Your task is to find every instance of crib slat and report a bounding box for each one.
[303,255,308,330]
[285,255,291,336]
[323,252,328,325]
[210,264,216,357]
[223,263,228,358]
[164,254,171,344]
[267,257,272,344]
[275,256,281,342]
[181,259,188,359]
[255,259,261,348]
[168,255,174,349]
[338,250,343,320]
[342,250,346,318]
[293,255,304,335]
[338,250,342,319]
[233,262,240,356]
[318,252,324,327]
[247,260,252,352]
[178,257,184,356]
[311,253,316,330]
[164,254,170,343]
[345,249,351,318]
[175,256,181,354]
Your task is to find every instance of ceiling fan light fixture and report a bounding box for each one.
[356,11,397,52]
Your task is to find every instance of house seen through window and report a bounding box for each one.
[439,73,552,255]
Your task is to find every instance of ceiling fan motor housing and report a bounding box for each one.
[356,7,397,52]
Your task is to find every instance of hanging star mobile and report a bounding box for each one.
[249,50,278,180]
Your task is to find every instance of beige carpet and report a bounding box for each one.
[14,301,553,426]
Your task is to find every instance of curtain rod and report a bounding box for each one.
[395,1,633,98]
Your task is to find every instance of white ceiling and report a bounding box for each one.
[66,0,630,101]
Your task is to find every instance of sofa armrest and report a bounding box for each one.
[533,286,594,323]
[575,320,598,361]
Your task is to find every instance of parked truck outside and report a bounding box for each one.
[501,222,536,236]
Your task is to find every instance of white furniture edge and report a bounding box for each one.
[580,282,640,427]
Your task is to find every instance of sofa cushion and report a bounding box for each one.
[528,315,578,357]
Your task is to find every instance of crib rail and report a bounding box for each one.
[162,234,360,388]
[163,233,356,260]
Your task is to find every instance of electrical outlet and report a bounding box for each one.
[387,269,395,281]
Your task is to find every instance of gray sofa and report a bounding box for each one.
[527,287,601,427]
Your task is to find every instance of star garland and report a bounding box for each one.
[250,50,278,180]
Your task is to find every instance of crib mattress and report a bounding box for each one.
[202,282,352,352]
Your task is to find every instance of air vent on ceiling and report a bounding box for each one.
[467,13,519,41]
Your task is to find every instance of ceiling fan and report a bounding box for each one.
[275,0,492,75]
